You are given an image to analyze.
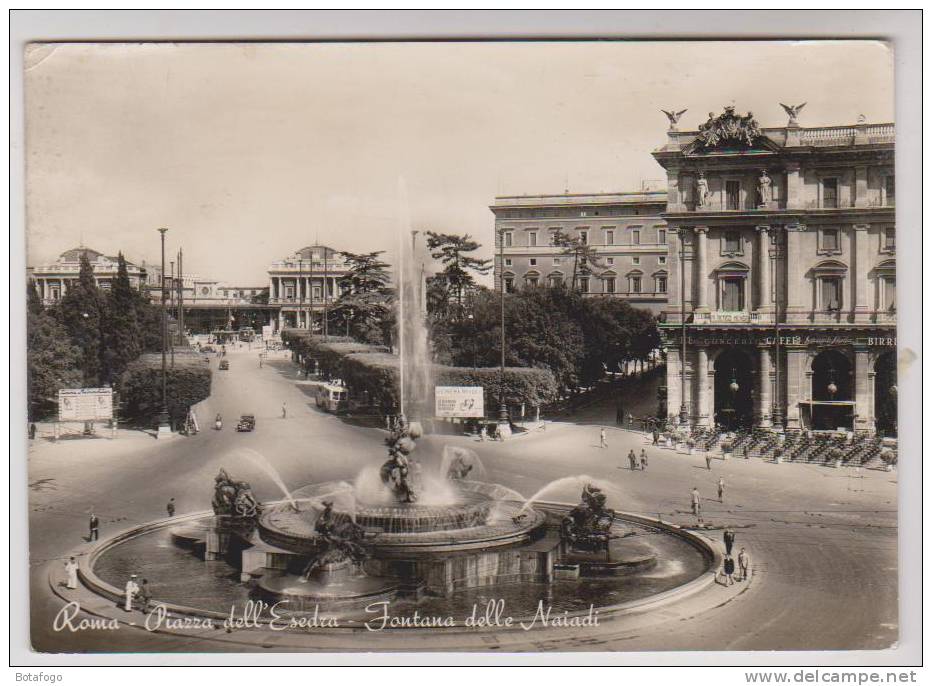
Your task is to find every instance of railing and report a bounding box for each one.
[693,310,773,324]
[269,260,349,272]
[269,297,333,305]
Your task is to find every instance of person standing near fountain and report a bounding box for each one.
[63,556,79,590]
[600,427,607,449]
[88,512,99,541]
[718,476,726,503]
[690,487,702,524]
[124,574,139,612]
[281,401,287,419]
[640,449,648,471]
[628,449,638,471]
[738,547,750,581]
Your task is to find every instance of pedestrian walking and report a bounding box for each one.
[166,498,176,518]
[722,556,736,585]
[640,449,648,471]
[259,355,263,368]
[652,428,659,446]
[718,476,726,503]
[124,574,140,612]
[599,427,607,449]
[480,425,487,442]
[281,402,287,419]
[723,527,736,555]
[64,556,79,590]
[88,513,99,542]
[628,449,638,471]
[29,422,37,440]
[705,453,713,470]
[690,487,702,523]
[737,547,750,581]
[136,579,152,613]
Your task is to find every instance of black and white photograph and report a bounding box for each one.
[10,10,922,672]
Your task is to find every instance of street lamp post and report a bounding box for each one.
[498,228,510,436]
[157,228,171,436]
[771,228,783,429]
[169,260,175,368]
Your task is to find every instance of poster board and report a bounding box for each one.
[434,386,484,418]
[58,387,113,421]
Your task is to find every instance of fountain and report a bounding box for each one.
[85,229,715,629]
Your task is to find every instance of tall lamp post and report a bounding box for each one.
[498,228,510,435]
[771,228,783,429]
[678,228,690,427]
[157,228,171,436]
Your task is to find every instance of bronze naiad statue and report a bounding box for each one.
[560,483,617,553]
[380,415,423,503]
[302,500,368,580]
[445,451,474,481]
[211,468,262,519]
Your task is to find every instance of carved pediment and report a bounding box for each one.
[683,106,780,155]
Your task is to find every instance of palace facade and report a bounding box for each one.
[267,245,350,330]
[29,247,149,304]
[653,107,896,434]
[490,186,669,314]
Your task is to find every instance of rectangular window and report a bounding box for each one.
[822,178,838,208]
[822,228,839,251]
[579,230,588,245]
[882,277,896,311]
[50,287,60,301]
[504,278,515,293]
[549,230,558,245]
[553,257,561,265]
[885,176,895,206]
[313,286,321,299]
[605,230,615,245]
[579,277,589,293]
[285,287,295,299]
[822,278,842,311]
[528,231,538,247]
[605,277,616,294]
[529,258,537,266]
[632,230,641,245]
[726,180,741,210]
[657,276,668,293]
[632,257,640,265]
[724,231,741,253]
[504,232,513,248]
[630,277,642,294]
[658,229,667,244]
[722,278,744,311]
[527,277,539,287]
[883,227,895,251]
[504,258,512,267]
[549,275,563,287]
[659,256,667,265]
[606,257,614,266]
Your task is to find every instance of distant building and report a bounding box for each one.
[268,245,350,330]
[490,186,669,315]
[28,247,148,305]
[653,107,895,434]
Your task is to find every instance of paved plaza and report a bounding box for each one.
[27,347,898,653]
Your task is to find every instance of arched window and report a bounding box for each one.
[502,271,515,293]
[875,260,895,312]
[811,260,848,312]
[715,262,750,312]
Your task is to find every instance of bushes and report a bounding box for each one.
[118,353,212,426]
[282,330,558,415]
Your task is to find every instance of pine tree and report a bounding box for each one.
[28,311,83,420]
[100,253,141,383]
[426,232,491,313]
[333,251,394,344]
[552,230,606,291]
[57,253,103,386]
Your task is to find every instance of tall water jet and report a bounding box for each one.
[396,179,433,423]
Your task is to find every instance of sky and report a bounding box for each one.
[24,40,894,285]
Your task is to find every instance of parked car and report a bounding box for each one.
[219,360,230,370]
[236,415,256,432]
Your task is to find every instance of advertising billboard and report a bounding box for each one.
[58,388,114,422]
[434,386,484,418]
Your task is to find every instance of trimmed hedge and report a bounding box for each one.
[118,351,212,426]
[282,329,558,415]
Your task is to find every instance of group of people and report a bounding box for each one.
[720,527,751,586]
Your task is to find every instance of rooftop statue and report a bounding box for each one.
[698,106,762,148]
[661,108,688,131]
[780,102,806,125]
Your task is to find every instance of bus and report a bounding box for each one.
[315,382,348,413]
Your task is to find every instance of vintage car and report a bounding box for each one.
[219,360,230,370]
[236,415,256,432]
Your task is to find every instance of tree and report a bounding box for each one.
[331,251,395,345]
[56,253,103,385]
[425,232,491,312]
[27,311,83,420]
[100,253,142,384]
[27,279,43,315]
[552,230,606,290]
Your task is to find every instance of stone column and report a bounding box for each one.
[784,347,805,430]
[269,276,275,301]
[854,166,869,208]
[667,226,681,321]
[784,224,806,323]
[785,162,802,210]
[756,346,773,428]
[853,347,872,432]
[696,347,712,427]
[665,348,682,422]
[694,227,709,311]
[853,224,870,322]
[756,225,772,312]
